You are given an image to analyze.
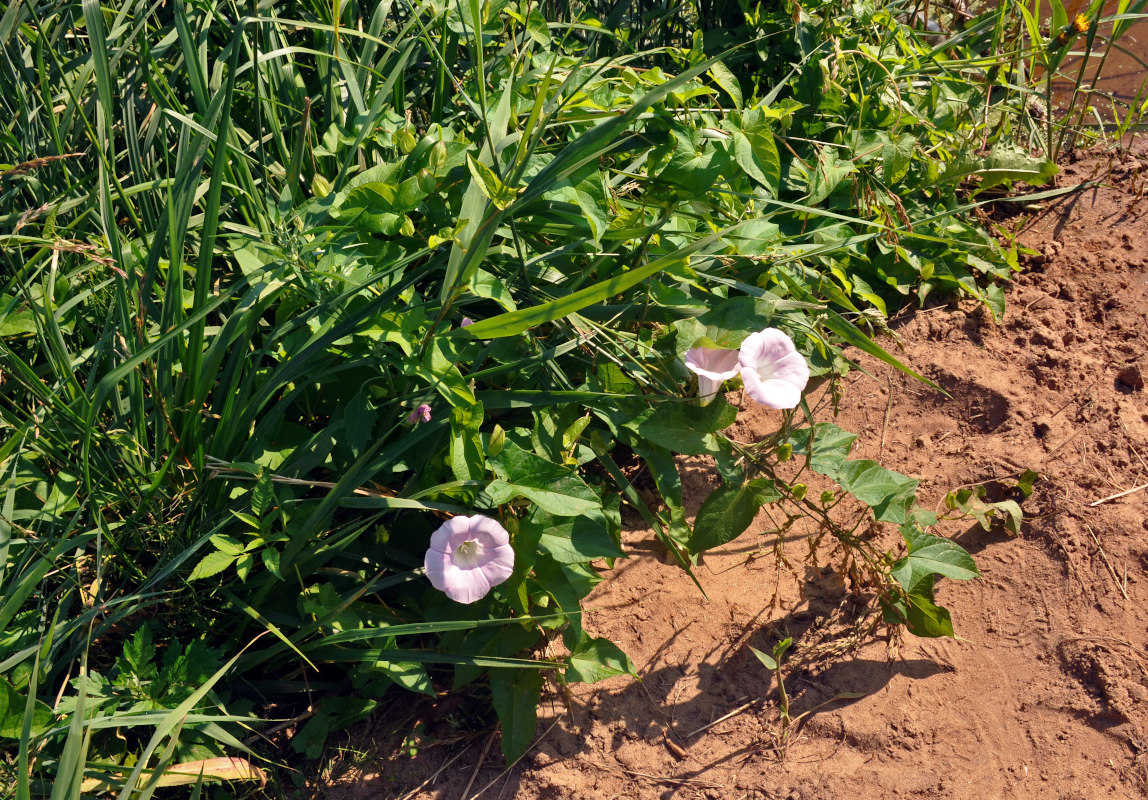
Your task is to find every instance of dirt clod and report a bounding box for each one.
[1117,362,1145,391]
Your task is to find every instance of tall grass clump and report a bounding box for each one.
[0,0,1143,792]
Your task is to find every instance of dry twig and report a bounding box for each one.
[1088,482,1148,507]
[1085,524,1129,601]
[685,698,757,738]
[459,732,496,800]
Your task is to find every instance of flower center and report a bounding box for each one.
[453,539,484,568]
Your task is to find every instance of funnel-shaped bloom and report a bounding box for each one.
[406,403,432,425]
[424,515,515,604]
[684,346,740,405]
[738,328,810,410]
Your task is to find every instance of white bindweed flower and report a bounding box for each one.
[424,515,515,604]
[684,346,740,405]
[737,328,810,410]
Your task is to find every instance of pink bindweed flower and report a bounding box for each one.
[424,515,515,604]
[460,317,475,327]
[406,403,432,425]
[684,346,740,405]
[737,328,810,410]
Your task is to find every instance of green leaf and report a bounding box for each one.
[565,636,636,684]
[0,679,54,739]
[941,144,1058,194]
[467,153,519,210]
[487,440,601,516]
[120,626,156,677]
[731,129,779,195]
[708,61,743,108]
[833,460,919,524]
[209,534,245,556]
[998,498,1023,535]
[450,402,486,483]
[344,391,377,459]
[1017,469,1039,498]
[188,550,236,581]
[749,645,777,671]
[490,668,543,763]
[671,295,809,355]
[525,8,551,45]
[787,423,859,475]
[526,510,623,563]
[252,469,274,517]
[339,182,404,234]
[1051,0,1069,42]
[882,133,916,185]
[905,587,955,638]
[688,479,779,553]
[293,695,379,759]
[984,283,1006,322]
[261,548,282,581]
[891,525,979,593]
[978,145,1059,193]
[235,552,255,581]
[0,309,38,337]
[806,149,856,205]
[374,658,435,696]
[532,559,603,615]
[655,128,724,195]
[624,398,736,456]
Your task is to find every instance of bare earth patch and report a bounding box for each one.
[328,151,1148,800]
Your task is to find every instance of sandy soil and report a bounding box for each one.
[327,148,1148,800]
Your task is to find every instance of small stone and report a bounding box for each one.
[1116,362,1144,391]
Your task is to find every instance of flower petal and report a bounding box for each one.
[424,547,450,590]
[429,516,471,554]
[684,346,741,404]
[743,374,805,409]
[438,562,494,604]
[684,346,740,382]
[424,515,515,603]
[465,515,511,547]
[479,542,516,586]
[737,328,810,410]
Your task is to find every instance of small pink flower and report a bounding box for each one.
[684,346,740,405]
[406,403,432,424]
[460,317,475,327]
[738,328,810,410]
[424,515,516,604]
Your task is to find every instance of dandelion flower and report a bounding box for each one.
[424,515,515,604]
[406,403,432,425]
[738,328,810,410]
[684,346,740,405]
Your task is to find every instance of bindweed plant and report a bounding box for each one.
[0,0,1111,791]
